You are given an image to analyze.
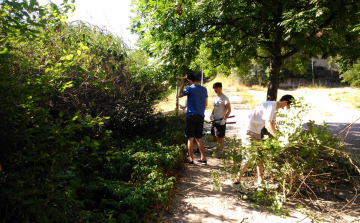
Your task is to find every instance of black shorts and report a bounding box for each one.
[185,114,204,139]
[211,123,226,138]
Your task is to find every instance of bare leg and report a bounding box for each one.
[213,135,224,151]
[217,137,224,152]
[236,162,249,183]
[188,137,194,161]
[256,160,264,183]
[212,135,218,144]
[195,138,206,161]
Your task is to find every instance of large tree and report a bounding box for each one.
[131,0,360,100]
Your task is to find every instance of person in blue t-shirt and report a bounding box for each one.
[179,72,208,165]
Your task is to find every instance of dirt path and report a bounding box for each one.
[158,88,360,223]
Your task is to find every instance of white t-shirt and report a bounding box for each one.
[213,94,230,120]
[244,101,277,135]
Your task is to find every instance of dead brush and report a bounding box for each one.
[214,99,360,221]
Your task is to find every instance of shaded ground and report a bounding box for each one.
[158,147,313,223]
[156,87,360,223]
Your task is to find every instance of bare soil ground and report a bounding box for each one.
[155,86,360,223]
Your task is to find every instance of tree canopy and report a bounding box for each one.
[131,0,360,100]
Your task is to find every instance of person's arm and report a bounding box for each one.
[205,98,208,109]
[265,120,277,137]
[223,102,231,120]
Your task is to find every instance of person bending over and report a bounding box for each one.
[235,94,294,184]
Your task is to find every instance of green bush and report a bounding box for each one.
[75,137,185,222]
[0,1,186,222]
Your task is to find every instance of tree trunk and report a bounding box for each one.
[266,55,282,101]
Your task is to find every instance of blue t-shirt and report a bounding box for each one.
[182,84,208,117]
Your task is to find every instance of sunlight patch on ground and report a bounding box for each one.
[153,76,360,116]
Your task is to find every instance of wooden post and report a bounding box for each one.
[176,80,179,116]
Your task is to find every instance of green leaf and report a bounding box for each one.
[75,66,85,74]
[59,111,64,117]
[29,0,37,8]
[65,54,73,60]
[0,47,9,54]
[98,73,105,80]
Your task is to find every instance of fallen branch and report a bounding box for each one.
[311,143,360,174]
[290,169,313,199]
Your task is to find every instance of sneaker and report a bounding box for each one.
[216,151,223,159]
[194,148,200,154]
[195,159,207,165]
[231,182,249,193]
[253,181,262,187]
[186,160,194,165]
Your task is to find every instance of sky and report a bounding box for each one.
[38,0,139,48]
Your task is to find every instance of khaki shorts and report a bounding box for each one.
[240,130,262,163]
[246,130,262,141]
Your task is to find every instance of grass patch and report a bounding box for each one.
[328,88,360,109]
[156,87,177,102]
[237,89,259,108]
[204,74,256,111]
[307,83,330,89]
[251,85,267,91]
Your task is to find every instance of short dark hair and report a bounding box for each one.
[186,73,197,82]
[279,94,295,105]
[213,82,222,88]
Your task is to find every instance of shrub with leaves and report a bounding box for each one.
[74,115,187,223]
[0,1,184,222]
[215,97,359,214]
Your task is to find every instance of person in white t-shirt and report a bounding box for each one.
[210,82,231,156]
[235,94,294,185]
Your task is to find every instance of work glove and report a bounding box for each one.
[220,118,226,125]
[210,113,214,121]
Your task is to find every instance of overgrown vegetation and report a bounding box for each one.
[0,1,186,222]
[2,1,360,222]
[339,60,360,87]
[213,98,360,218]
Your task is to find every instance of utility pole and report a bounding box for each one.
[312,58,314,85]
[201,39,204,86]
